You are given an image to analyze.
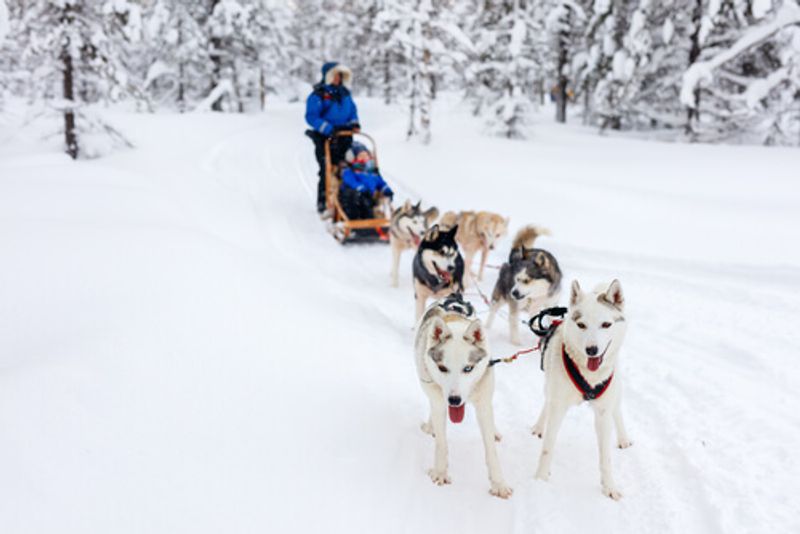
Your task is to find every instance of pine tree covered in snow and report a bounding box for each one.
[468,0,544,138]
[142,0,210,111]
[10,0,139,158]
[546,0,588,123]
[377,0,473,143]
[682,0,800,144]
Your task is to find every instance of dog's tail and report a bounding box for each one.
[512,225,551,249]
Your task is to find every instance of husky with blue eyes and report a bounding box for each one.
[532,279,632,500]
[413,294,512,499]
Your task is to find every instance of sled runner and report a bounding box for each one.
[324,131,391,244]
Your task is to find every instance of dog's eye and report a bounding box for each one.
[437,365,449,373]
[462,365,474,373]
[601,322,612,329]
[576,322,587,330]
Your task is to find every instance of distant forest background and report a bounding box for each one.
[1,0,799,158]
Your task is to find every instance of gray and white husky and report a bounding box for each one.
[532,279,632,500]
[414,294,513,498]
[486,225,562,344]
[389,200,439,287]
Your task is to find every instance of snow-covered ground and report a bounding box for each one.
[1,99,799,533]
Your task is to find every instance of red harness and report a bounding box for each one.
[561,344,614,401]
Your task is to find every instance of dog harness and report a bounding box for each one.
[561,344,614,401]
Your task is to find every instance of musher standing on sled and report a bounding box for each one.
[305,62,361,215]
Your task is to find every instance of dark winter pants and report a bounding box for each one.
[307,131,352,212]
[339,187,375,220]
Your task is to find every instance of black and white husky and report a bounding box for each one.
[389,200,438,287]
[412,224,465,321]
[486,225,562,344]
[532,279,632,500]
[414,294,513,498]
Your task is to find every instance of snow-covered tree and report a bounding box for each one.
[468,0,544,138]
[377,0,473,143]
[682,0,800,144]
[546,0,588,123]
[12,0,139,158]
[142,0,209,111]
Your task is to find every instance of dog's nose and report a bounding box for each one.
[448,395,462,407]
[586,345,598,356]
[511,290,522,299]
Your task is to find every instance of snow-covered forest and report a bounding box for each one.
[1,0,800,157]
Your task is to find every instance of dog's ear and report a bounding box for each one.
[534,251,549,268]
[414,200,421,211]
[402,199,412,213]
[601,279,624,310]
[509,247,524,263]
[570,280,582,306]
[463,319,486,347]
[444,224,458,240]
[428,317,451,349]
[424,224,439,242]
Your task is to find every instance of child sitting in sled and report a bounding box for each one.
[339,143,393,220]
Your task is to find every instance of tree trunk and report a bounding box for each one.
[555,12,570,124]
[61,6,78,159]
[177,15,185,113]
[208,0,223,111]
[686,0,704,137]
[260,67,266,111]
[383,52,392,105]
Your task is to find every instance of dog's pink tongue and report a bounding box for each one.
[587,357,601,372]
[448,405,465,424]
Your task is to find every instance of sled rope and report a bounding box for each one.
[489,346,537,367]
[488,307,568,368]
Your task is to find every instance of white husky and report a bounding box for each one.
[414,296,513,498]
[532,279,632,500]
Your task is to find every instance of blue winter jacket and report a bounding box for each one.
[341,168,393,197]
[305,62,360,136]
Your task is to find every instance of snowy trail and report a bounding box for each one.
[1,101,799,533]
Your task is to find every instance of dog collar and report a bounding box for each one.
[561,344,613,401]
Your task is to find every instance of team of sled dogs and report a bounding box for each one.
[390,200,631,500]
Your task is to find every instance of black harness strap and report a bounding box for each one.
[561,345,614,401]
[528,306,567,370]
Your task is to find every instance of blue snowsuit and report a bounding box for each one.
[305,62,360,136]
[341,168,393,198]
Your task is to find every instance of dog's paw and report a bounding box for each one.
[603,485,623,500]
[428,469,451,486]
[531,424,544,438]
[420,421,435,437]
[489,482,513,499]
[534,468,550,481]
[494,432,502,442]
[618,439,633,449]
